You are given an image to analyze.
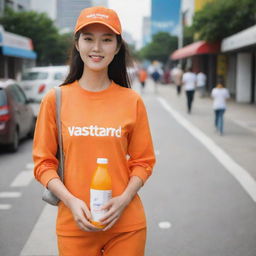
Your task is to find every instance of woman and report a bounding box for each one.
[211,79,230,135]
[33,6,155,256]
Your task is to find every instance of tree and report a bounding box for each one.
[139,32,178,63]
[193,0,256,42]
[0,8,72,65]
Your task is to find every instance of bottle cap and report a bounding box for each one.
[97,158,108,164]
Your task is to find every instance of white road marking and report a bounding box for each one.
[0,192,21,198]
[155,149,160,156]
[0,204,12,210]
[158,221,172,229]
[26,163,34,170]
[20,204,58,256]
[10,170,33,187]
[158,97,256,203]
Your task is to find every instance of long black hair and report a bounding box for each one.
[62,31,132,88]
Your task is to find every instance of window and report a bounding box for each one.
[21,72,48,81]
[54,72,65,80]
[0,90,7,107]
[10,85,27,104]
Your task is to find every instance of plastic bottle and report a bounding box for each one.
[90,158,112,228]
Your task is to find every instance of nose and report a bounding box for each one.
[92,39,101,52]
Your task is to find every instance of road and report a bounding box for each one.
[0,81,256,256]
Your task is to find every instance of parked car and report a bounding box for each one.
[20,66,69,102]
[0,79,35,152]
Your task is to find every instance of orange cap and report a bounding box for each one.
[74,6,122,34]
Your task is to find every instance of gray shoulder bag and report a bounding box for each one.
[42,87,64,206]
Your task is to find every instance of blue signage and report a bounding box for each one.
[151,0,181,36]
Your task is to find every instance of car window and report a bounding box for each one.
[9,85,27,104]
[0,89,7,107]
[54,72,65,80]
[21,71,48,80]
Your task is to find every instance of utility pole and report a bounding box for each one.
[0,0,4,17]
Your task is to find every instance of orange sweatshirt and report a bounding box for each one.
[33,80,155,236]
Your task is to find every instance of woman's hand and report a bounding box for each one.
[99,194,131,231]
[65,196,101,232]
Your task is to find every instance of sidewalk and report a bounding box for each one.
[135,79,256,180]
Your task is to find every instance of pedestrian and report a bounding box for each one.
[151,68,162,93]
[196,71,207,97]
[211,79,230,135]
[182,67,197,113]
[138,68,148,93]
[33,6,155,256]
[171,64,183,96]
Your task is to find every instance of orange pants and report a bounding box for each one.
[57,228,146,256]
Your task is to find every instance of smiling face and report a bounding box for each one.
[76,23,120,72]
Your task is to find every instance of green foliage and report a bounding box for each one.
[0,8,72,65]
[139,32,178,63]
[193,0,256,42]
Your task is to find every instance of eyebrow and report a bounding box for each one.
[81,32,115,37]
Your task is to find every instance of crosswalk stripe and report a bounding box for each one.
[20,204,58,256]
[0,192,22,198]
[0,204,12,210]
[10,170,33,187]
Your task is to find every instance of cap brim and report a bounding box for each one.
[75,21,121,34]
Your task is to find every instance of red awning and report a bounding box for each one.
[171,41,220,60]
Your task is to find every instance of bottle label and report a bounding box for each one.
[90,189,112,222]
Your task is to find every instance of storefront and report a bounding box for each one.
[221,25,256,104]
[170,40,220,91]
[0,25,37,80]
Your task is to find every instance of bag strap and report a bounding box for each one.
[55,87,64,182]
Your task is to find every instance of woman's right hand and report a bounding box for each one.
[65,196,100,232]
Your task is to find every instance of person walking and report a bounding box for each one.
[211,80,230,135]
[148,61,163,93]
[196,71,207,97]
[138,68,148,93]
[171,65,183,96]
[182,67,197,113]
[33,6,155,256]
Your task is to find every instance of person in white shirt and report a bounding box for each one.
[211,80,230,135]
[171,65,183,96]
[196,71,207,97]
[182,67,197,113]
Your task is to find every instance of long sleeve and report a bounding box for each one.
[127,97,156,185]
[33,89,60,187]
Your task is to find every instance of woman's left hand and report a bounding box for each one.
[99,194,131,231]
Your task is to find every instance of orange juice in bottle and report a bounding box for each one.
[90,158,112,228]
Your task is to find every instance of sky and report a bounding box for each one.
[108,0,151,48]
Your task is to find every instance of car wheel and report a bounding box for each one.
[9,129,19,152]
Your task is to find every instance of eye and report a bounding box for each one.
[103,38,112,42]
[84,37,93,41]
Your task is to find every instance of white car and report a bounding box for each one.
[20,66,69,102]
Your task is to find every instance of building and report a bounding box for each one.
[151,0,181,37]
[0,25,37,79]
[0,0,37,79]
[56,0,91,33]
[30,0,57,21]
[0,0,30,13]
[142,16,151,47]
[172,0,256,104]
[172,0,220,91]
[221,25,256,104]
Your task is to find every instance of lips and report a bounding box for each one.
[89,55,104,62]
